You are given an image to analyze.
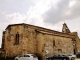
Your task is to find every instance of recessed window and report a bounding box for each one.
[53,40,55,47]
[15,32,19,45]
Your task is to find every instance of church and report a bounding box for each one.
[0,23,80,60]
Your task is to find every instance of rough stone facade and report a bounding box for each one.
[0,23,80,60]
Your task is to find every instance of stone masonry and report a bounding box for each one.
[0,23,80,60]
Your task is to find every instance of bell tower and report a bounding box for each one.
[62,23,70,33]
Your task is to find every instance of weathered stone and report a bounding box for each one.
[0,23,80,60]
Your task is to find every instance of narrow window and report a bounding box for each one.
[53,40,55,47]
[15,32,19,45]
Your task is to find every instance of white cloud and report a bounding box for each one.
[25,0,61,27]
[0,11,7,15]
[4,0,80,36]
[5,12,27,24]
[69,0,76,7]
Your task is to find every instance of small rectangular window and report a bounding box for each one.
[53,40,55,47]
[14,32,19,45]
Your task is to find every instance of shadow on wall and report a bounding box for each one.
[35,54,42,60]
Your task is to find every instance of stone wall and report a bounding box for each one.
[70,32,80,53]
[2,24,77,60]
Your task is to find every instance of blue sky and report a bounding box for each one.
[0,0,80,47]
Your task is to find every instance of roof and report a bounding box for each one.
[5,23,74,38]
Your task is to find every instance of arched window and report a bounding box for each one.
[15,32,19,45]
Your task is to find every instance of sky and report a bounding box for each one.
[0,0,80,47]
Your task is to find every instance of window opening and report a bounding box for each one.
[15,32,19,45]
[53,40,55,47]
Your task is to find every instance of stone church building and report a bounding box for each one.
[0,23,80,59]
